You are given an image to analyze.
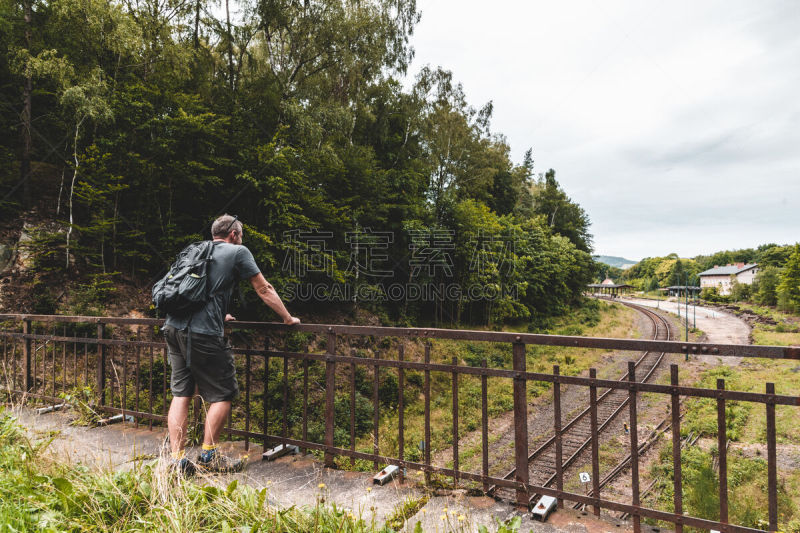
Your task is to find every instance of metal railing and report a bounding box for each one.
[1,313,798,533]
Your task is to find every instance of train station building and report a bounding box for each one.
[587,278,634,297]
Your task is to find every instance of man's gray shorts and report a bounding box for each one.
[163,325,239,403]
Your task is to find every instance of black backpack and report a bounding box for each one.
[152,241,218,316]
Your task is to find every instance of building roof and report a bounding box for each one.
[587,283,633,289]
[698,263,757,277]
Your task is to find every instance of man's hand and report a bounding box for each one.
[224,314,236,322]
[284,316,301,326]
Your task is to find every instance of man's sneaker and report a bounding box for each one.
[169,456,196,477]
[196,451,246,474]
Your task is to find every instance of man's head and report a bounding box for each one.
[211,214,243,244]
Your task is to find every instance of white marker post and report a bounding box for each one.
[579,472,591,511]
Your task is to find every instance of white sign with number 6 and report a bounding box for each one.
[579,472,591,483]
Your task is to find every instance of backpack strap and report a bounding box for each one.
[185,241,221,369]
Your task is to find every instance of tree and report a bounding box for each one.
[531,169,592,252]
[0,0,599,328]
[20,0,32,208]
[757,245,793,268]
[413,67,497,222]
[729,279,750,302]
[256,0,418,101]
[71,146,128,272]
[754,266,780,306]
[777,244,800,313]
[667,259,685,287]
[61,68,113,268]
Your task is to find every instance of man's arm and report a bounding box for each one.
[249,273,300,325]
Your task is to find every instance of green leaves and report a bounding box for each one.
[0,0,597,328]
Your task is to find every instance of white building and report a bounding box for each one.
[697,263,758,296]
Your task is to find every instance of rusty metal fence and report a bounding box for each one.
[1,313,798,533]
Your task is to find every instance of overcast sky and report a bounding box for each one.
[404,0,800,260]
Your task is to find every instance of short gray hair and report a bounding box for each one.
[211,214,242,238]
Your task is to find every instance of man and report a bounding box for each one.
[163,214,300,474]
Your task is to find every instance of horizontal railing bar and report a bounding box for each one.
[6,391,64,403]
[1,315,796,359]
[1,332,165,349]
[261,435,523,490]
[4,337,797,405]
[0,314,165,325]
[528,484,764,533]
[224,431,774,531]
[100,406,166,423]
[262,350,798,405]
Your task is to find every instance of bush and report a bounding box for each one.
[701,287,728,303]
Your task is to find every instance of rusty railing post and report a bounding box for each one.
[717,378,729,527]
[628,361,640,533]
[452,355,459,488]
[553,364,563,508]
[481,358,489,494]
[589,368,600,516]
[512,340,529,511]
[324,329,336,468]
[264,338,270,451]
[96,322,106,406]
[766,382,777,531]
[398,345,405,481]
[671,365,683,533]
[22,319,32,392]
[423,342,431,485]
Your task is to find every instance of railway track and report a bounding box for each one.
[490,300,672,506]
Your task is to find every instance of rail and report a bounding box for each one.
[1,313,798,533]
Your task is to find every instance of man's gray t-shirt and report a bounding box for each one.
[164,242,260,337]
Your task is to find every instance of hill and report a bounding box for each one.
[593,255,637,269]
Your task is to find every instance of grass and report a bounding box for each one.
[646,444,798,532]
[638,291,669,301]
[0,406,529,532]
[752,329,800,346]
[639,304,800,531]
[0,408,385,532]
[720,301,800,346]
[384,494,429,531]
[349,299,640,480]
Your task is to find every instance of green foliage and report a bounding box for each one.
[682,366,751,441]
[531,169,592,252]
[71,272,118,315]
[59,387,101,426]
[0,409,387,532]
[700,286,727,303]
[778,244,800,313]
[384,495,428,531]
[754,265,781,306]
[0,0,596,328]
[21,224,67,274]
[478,516,521,533]
[334,393,373,446]
[650,444,796,531]
[622,254,700,290]
[729,278,751,302]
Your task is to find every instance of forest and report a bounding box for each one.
[0,0,596,326]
